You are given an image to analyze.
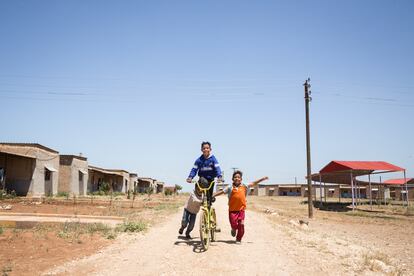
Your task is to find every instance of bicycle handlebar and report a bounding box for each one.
[194,180,215,192]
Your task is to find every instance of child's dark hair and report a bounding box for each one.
[232,170,243,179]
[201,141,211,149]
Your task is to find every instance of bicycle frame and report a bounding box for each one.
[195,179,216,250]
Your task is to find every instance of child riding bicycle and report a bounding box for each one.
[186,141,223,207]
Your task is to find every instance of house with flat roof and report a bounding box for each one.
[0,143,59,196]
[155,181,165,193]
[88,166,130,193]
[137,177,157,193]
[58,155,89,196]
[129,173,138,193]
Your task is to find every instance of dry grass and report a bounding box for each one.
[0,194,187,276]
[360,251,403,275]
[249,196,412,275]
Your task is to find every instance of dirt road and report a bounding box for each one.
[45,197,401,275]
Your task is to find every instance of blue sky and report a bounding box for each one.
[1,1,413,190]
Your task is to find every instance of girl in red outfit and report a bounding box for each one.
[215,171,268,243]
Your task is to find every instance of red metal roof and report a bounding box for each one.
[320,161,404,174]
[383,178,414,185]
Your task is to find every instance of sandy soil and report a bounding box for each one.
[44,196,409,276]
[0,195,186,276]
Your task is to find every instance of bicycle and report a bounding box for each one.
[195,179,217,250]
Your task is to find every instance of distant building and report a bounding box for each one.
[216,183,229,192]
[0,143,59,196]
[137,177,157,193]
[164,186,177,194]
[156,181,165,193]
[59,155,89,196]
[88,166,129,193]
[129,173,138,193]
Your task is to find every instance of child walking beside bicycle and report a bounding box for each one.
[215,170,268,243]
[179,186,202,239]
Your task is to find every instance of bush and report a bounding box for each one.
[57,191,69,198]
[0,189,16,199]
[91,190,106,196]
[0,227,3,235]
[99,182,111,194]
[146,187,154,195]
[164,189,173,196]
[175,184,182,193]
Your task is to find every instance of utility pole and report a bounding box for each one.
[304,78,313,218]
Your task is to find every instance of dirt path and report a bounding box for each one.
[44,197,398,276]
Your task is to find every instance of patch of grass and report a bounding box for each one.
[56,191,69,198]
[1,264,13,276]
[0,227,3,235]
[154,202,182,212]
[106,232,117,239]
[57,222,116,241]
[33,224,55,239]
[359,251,403,275]
[0,189,16,200]
[362,251,391,270]
[86,223,111,235]
[57,222,82,241]
[154,203,169,211]
[117,221,147,233]
[406,206,414,216]
[345,211,396,220]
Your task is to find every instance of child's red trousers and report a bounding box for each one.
[229,210,245,241]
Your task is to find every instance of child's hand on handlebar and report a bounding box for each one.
[186,178,192,183]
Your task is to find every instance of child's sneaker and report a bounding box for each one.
[231,229,236,237]
[235,239,242,244]
[178,227,184,235]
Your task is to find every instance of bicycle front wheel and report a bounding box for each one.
[210,208,217,242]
[199,211,210,250]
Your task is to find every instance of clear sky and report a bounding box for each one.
[1,1,413,190]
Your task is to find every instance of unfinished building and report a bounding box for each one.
[0,143,59,196]
[58,155,89,195]
[88,166,130,193]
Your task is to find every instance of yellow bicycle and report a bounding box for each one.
[195,179,217,250]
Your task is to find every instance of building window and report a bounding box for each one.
[79,171,83,182]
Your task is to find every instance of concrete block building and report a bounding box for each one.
[88,166,130,193]
[58,155,89,196]
[156,181,165,193]
[0,143,59,196]
[129,173,138,193]
[137,177,157,193]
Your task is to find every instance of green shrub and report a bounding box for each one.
[99,182,111,194]
[57,191,69,198]
[0,227,3,235]
[164,189,173,196]
[0,189,16,199]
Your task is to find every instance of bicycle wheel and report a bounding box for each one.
[210,208,217,242]
[199,211,210,250]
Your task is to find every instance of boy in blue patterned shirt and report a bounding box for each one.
[186,141,223,207]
